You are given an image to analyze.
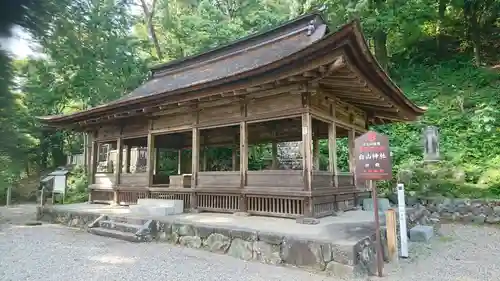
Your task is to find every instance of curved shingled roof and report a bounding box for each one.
[39,12,425,126]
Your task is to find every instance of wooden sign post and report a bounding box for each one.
[355,131,393,277]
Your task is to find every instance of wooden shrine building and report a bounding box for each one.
[39,13,424,219]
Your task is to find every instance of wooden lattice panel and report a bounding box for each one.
[312,195,336,218]
[246,195,304,218]
[90,190,113,202]
[149,191,190,211]
[197,193,240,212]
[117,190,149,205]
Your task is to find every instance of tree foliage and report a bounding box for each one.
[1,0,500,201]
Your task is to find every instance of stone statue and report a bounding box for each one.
[423,126,440,161]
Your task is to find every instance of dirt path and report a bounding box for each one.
[0,204,39,226]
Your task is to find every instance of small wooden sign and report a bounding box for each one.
[354,131,392,181]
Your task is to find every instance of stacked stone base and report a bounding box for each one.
[39,207,384,278]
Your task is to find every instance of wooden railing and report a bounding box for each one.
[88,168,367,218]
[246,195,304,218]
[89,189,114,203]
[149,190,190,211]
[197,193,240,212]
[117,190,149,205]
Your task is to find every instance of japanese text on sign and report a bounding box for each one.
[354,131,393,181]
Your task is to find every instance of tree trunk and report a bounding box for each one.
[139,0,163,61]
[373,29,388,70]
[39,130,49,170]
[371,0,389,70]
[464,2,482,66]
[437,0,447,53]
[470,17,481,66]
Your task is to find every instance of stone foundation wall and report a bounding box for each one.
[420,198,500,224]
[39,208,383,278]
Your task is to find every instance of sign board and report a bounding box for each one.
[397,183,409,258]
[354,131,393,180]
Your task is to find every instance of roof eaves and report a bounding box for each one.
[347,20,426,117]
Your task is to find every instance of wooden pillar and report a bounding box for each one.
[202,143,207,172]
[154,148,160,175]
[313,134,320,171]
[348,127,356,186]
[191,127,200,210]
[124,145,131,173]
[115,137,123,185]
[89,137,98,185]
[239,98,248,213]
[83,132,89,173]
[271,142,278,169]
[113,137,122,205]
[147,124,155,187]
[301,93,313,217]
[328,122,338,187]
[232,146,237,171]
[177,149,182,175]
[302,112,313,190]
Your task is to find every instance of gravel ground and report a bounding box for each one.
[0,205,499,281]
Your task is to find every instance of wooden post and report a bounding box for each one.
[348,127,356,185]
[313,126,320,171]
[147,126,155,187]
[154,148,160,175]
[202,139,208,172]
[177,149,182,174]
[90,137,98,185]
[271,141,278,169]
[301,93,313,217]
[191,127,200,211]
[82,132,88,173]
[6,186,11,207]
[124,145,131,173]
[386,208,398,261]
[232,146,237,171]
[114,137,122,205]
[301,94,313,192]
[328,122,338,187]
[239,98,248,213]
[115,138,123,185]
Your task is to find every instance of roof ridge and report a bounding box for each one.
[149,12,326,76]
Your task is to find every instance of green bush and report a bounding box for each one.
[65,166,88,203]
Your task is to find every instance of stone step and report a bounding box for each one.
[99,220,142,234]
[89,227,141,243]
[129,205,182,216]
[108,216,149,226]
[136,199,184,214]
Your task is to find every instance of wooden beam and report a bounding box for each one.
[321,79,367,89]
